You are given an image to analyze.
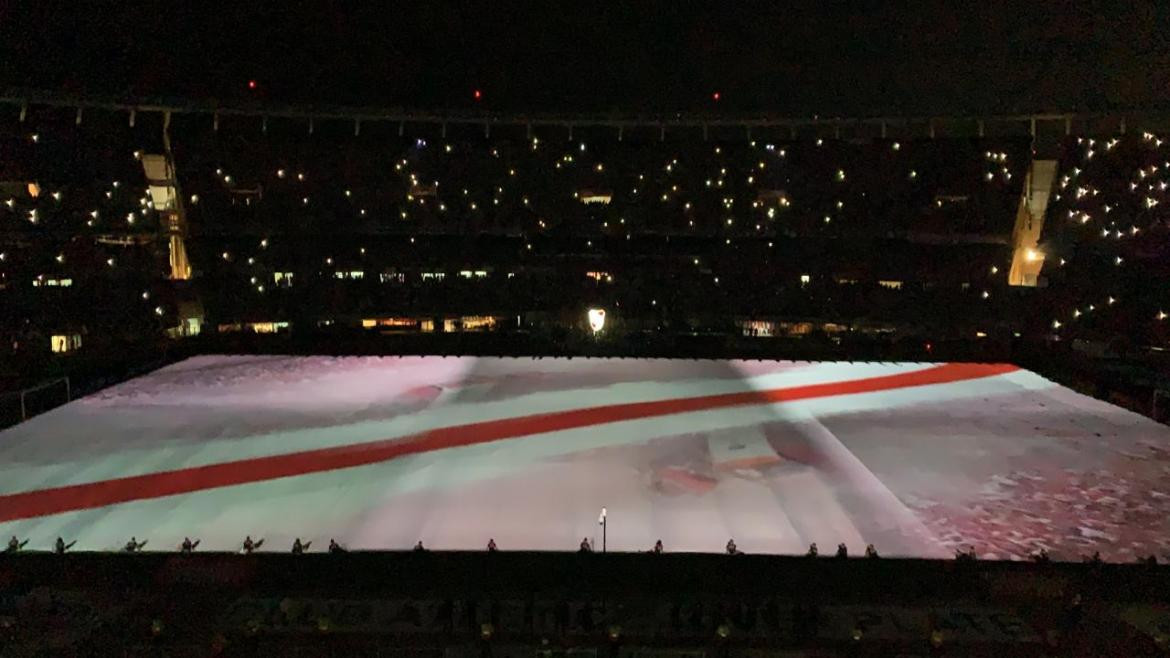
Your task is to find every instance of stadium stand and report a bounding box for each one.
[0,104,1167,417]
[2,549,1170,656]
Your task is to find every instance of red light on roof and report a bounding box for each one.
[473,89,483,100]
[247,80,258,90]
[712,91,721,102]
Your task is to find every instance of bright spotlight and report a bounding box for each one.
[587,308,606,333]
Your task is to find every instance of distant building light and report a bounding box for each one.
[51,334,82,353]
[33,277,72,288]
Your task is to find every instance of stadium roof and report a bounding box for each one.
[2,3,1169,115]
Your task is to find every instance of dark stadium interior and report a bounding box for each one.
[2,3,1170,656]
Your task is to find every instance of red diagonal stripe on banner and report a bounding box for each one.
[0,362,1018,521]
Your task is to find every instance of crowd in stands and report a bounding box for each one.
[1041,132,1170,351]
[175,117,1028,336]
[0,106,1167,389]
[175,116,1026,240]
[0,109,167,384]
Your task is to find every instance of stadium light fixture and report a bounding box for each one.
[588,308,606,333]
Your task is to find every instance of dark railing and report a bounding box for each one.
[0,376,69,426]
[2,88,1167,139]
[0,345,187,429]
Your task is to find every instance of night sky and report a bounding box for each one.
[1,2,1169,115]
